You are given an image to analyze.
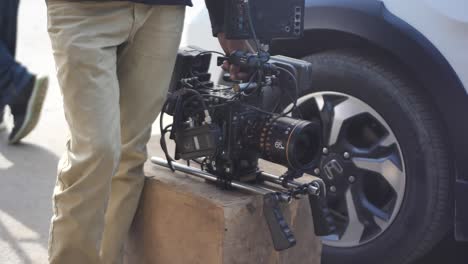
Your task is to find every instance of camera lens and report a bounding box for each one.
[260,116,321,170]
[288,123,320,168]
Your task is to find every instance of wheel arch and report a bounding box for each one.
[270,0,468,241]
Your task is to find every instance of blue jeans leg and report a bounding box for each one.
[0,0,33,109]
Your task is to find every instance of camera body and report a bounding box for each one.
[163,47,321,182]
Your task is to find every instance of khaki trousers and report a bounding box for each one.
[46,2,185,263]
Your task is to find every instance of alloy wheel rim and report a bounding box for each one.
[285,91,406,248]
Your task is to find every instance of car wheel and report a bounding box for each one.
[292,50,452,264]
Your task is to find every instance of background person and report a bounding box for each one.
[0,0,48,143]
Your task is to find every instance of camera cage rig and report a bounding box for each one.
[152,46,336,250]
[151,0,335,251]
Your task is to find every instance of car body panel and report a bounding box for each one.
[384,0,468,94]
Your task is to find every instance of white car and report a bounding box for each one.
[184,1,468,263]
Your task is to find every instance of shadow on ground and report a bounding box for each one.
[0,130,58,263]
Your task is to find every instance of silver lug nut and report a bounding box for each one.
[344,152,350,159]
[348,176,356,183]
[330,186,337,192]
[322,147,329,155]
[314,168,321,175]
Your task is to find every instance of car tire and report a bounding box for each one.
[297,50,452,264]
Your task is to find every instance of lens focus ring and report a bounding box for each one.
[259,116,321,170]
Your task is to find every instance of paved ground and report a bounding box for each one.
[0,1,466,263]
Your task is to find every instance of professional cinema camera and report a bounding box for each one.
[152,0,335,251]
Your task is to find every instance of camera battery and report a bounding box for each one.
[175,124,221,160]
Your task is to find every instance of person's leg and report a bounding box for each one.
[0,0,11,129]
[0,0,34,107]
[46,2,134,263]
[0,45,32,108]
[0,0,20,130]
[0,0,48,142]
[99,4,185,264]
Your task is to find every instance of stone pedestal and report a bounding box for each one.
[124,162,321,264]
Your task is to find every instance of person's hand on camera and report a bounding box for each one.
[217,32,252,81]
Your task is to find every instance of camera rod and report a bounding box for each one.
[152,157,273,195]
[151,157,320,196]
[260,171,321,196]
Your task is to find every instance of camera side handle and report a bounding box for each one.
[263,193,297,251]
[308,181,337,236]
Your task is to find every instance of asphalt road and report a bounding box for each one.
[0,1,466,263]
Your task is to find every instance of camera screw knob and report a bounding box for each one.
[322,148,329,155]
[348,176,356,183]
[314,168,321,175]
[343,152,351,159]
[329,186,337,193]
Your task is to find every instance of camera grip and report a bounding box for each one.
[263,193,297,251]
[308,187,336,236]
